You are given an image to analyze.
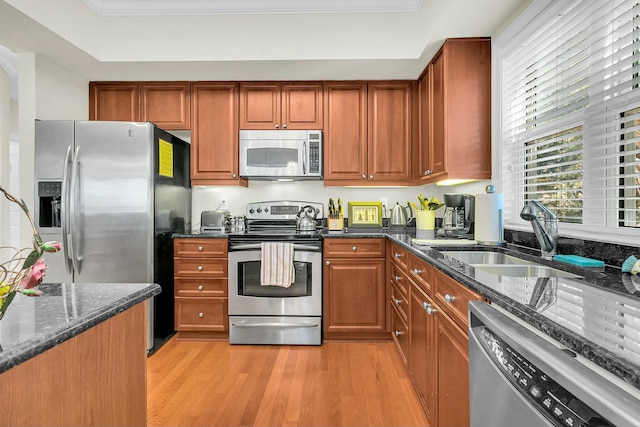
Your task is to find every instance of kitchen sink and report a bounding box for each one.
[439,251,536,266]
[439,251,582,279]
[472,264,582,278]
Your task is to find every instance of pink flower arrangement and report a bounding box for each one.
[1,186,62,318]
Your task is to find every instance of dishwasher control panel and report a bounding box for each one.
[479,326,614,427]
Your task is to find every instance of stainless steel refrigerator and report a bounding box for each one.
[34,120,191,354]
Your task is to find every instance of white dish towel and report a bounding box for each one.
[260,242,295,287]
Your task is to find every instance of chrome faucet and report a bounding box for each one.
[520,201,558,260]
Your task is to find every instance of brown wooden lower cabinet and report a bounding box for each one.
[390,248,482,427]
[323,238,388,340]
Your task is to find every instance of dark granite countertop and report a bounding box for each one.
[0,282,160,374]
[174,228,640,389]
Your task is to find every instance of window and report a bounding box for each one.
[498,0,640,244]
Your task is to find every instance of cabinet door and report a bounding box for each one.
[239,82,281,129]
[89,82,140,122]
[281,82,323,129]
[430,53,446,177]
[368,81,412,182]
[415,65,440,181]
[140,82,190,130]
[191,82,246,186]
[323,81,368,183]
[436,312,470,427]
[409,282,436,422]
[323,258,386,337]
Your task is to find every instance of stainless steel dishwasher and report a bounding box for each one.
[469,301,640,427]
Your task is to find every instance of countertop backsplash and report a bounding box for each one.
[505,229,640,269]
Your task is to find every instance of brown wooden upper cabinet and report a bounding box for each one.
[89,81,191,130]
[190,82,247,187]
[414,37,492,183]
[239,82,323,130]
[323,81,413,186]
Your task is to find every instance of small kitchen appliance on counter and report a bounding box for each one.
[200,209,230,233]
[389,202,413,228]
[441,193,475,238]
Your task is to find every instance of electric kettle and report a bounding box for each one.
[390,202,413,227]
[296,205,318,231]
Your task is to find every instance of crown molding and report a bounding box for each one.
[81,0,424,15]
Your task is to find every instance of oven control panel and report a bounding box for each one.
[246,201,324,220]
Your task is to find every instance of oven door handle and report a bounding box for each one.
[231,322,320,329]
[230,243,320,251]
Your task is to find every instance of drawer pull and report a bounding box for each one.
[394,330,404,337]
[352,246,357,252]
[197,285,203,291]
[197,246,203,252]
[427,306,437,315]
[197,265,203,271]
[444,294,456,303]
[422,301,431,311]
[395,298,402,305]
[394,252,403,258]
[413,268,422,275]
[198,312,204,318]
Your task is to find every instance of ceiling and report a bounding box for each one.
[0,0,530,82]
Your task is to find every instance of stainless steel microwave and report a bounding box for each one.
[239,130,323,180]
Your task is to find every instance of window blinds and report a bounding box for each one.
[501,0,640,235]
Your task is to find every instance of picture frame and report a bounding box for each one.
[347,202,383,228]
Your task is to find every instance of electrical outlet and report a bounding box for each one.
[220,197,228,210]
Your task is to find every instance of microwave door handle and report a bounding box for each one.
[302,140,307,175]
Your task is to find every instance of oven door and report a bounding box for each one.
[228,245,322,317]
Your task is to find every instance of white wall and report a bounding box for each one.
[191,180,491,231]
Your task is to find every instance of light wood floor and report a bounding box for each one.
[147,337,430,427]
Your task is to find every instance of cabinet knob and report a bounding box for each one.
[275,124,280,128]
[197,246,203,252]
[232,173,237,178]
[361,174,367,179]
[198,312,204,318]
[413,268,422,275]
[395,298,402,305]
[394,252,403,258]
[424,169,431,175]
[394,330,404,337]
[283,123,287,128]
[369,175,374,179]
[444,294,456,303]
[422,301,431,311]
[326,260,330,265]
[352,246,357,252]
[197,285,203,291]
[394,275,401,282]
[197,265,203,271]
[427,306,437,315]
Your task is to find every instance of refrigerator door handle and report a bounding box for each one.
[60,145,74,275]
[69,146,81,274]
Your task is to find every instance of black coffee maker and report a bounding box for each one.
[441,193,475,238]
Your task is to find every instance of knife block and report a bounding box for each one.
[328,213,344,231]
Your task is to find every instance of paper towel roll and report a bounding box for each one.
[474,191,504,244]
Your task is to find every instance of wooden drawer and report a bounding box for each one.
[389,242,408,270]
[174,238,228,257]
[174,258,227,277]
[390,262,409,296]
[174,277,227,297]
[175,297,228,331]
[324,238,386,258]
[408,253,433,296]
[391,303,409,364]
[390,280,408,322]
[434,268,484,330]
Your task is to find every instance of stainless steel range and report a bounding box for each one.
[228,200,324,345]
